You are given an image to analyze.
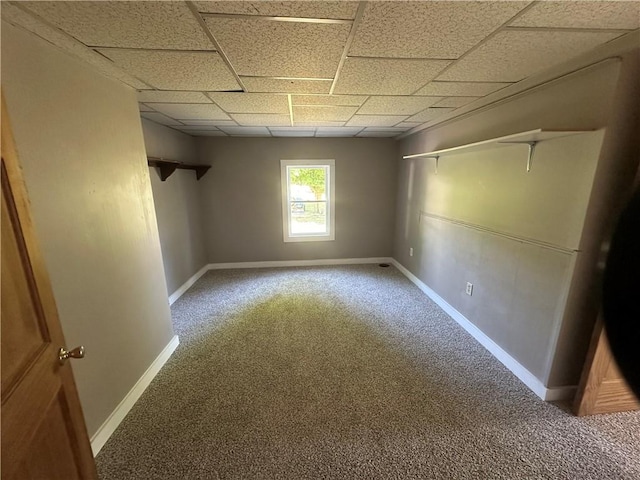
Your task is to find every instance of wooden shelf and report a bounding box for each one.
[147,157,210,181]
[402,129,590,172]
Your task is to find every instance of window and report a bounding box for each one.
[281,159,335,242]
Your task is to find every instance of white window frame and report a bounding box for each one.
[281,159,335,243]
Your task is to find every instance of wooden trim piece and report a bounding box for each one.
[574,317,609,415]
[574,316,640,415]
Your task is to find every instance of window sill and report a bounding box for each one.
[283,235,335,243]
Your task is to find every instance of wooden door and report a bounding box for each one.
[573,316,639,416]
[1,96,97,479]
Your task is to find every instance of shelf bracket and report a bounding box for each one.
[147,157,211,181]
[156,160,179,181]
[500,140,538,172]
[422,155,440,174]
[194,165,210,180]
[525,141,537,172]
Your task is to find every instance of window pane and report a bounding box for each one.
[288,167,326,201]
[290,201,327,234]
[281,159,334,243]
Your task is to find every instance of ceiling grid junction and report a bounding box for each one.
[5,0,638,137]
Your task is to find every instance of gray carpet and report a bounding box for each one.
[96,265,640,479]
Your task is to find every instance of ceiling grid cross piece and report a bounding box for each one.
[6,0,637,137]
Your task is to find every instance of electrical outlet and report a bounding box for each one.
[409,247,414,257]
[466,282,473,296]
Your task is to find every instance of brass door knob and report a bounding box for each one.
[58,346,85,364]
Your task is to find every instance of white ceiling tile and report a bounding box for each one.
[141,112,183,126]
[291,95,367,106]
[138,91,212,104]
[315,127,363,137]
[193,1,259,15]
[181,130,228,136]
[195,1,359,19]
[269,127,317,137]
[432,97,480,108]
[365,127,410,132]
[139,103,154,112]
[98,49,240,91]
[414,81,512,97]
[218,126,271,136]
[396,122,422,129]
[149,103,231,120]
[407,108,456,123]
[334,58,451,95]
[21,1,213,49]
[437,30,623,82]
[175,125,220,131]
[293,106,358,123]
[357,96,443,115]
[295,121,346,127]
[269,127,316,133]
[230,114,292,126]
[181,119,239,126]
[357,129,404,137]
[350,1,527,58]
[1,2,150,89]
[207,93,289,113]
[204,17,350,77]
[511,1,640,30]
[345,115,408,127]
[242,77,332,94]
[356,133,398,138]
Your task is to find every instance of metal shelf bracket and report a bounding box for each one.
[422,155,440,174]
[525,141,537,172]
[500,141,538,172]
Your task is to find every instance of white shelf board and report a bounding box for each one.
[402,129,590,159]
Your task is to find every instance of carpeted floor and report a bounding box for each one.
[96,265,640,479]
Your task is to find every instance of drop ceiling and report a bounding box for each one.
[3,1,639,138]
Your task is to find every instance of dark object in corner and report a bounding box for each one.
[147,157,210,181]
[602,187,640,398]
[379,263,390,268]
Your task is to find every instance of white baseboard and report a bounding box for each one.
[544,385,578,402]
[169,265,209,305]
[170,259,392,305]
[168,258,575,401]
[90,335,180,456]
[170,259,392,304]
[389,259,576,402]
[207,257,393,270]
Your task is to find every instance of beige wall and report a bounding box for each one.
[547,48,640,386]
[395,48,640,388]
[197,137,398,262]
[143,120,207,295]
[2,22,175,436]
